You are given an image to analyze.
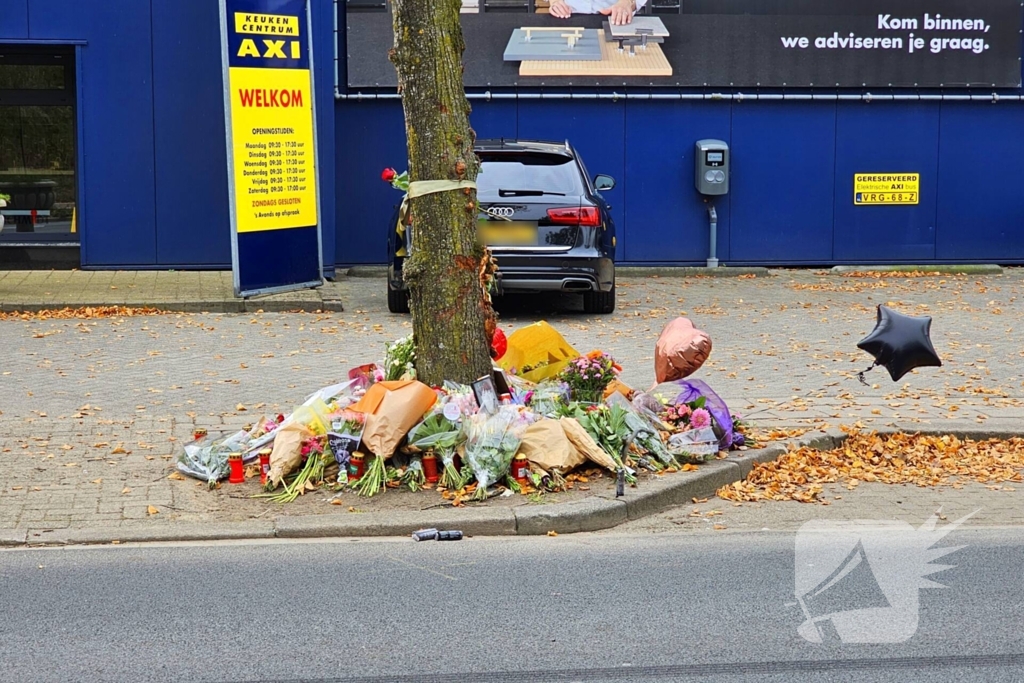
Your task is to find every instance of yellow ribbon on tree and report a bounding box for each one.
[395,179,477,257]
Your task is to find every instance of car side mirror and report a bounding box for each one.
[594,174,616,191]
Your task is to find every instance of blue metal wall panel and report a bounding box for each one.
[312,0,336,273]
[729,103,837,263]
[335,101,406,265]
[25,0,84,39]
[29,0,158,266]
[833,104,938,262]
[516,101,626,261]
[936,104,1024,261]
[469,100,517,140]
[151,0,230,267]
[623,101,731,264]
[0,0,29,39]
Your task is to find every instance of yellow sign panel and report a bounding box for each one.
[234,12,298,36]
[854,173,920,205]
[228,66,317,233]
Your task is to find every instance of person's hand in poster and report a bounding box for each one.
[548,0,646,26]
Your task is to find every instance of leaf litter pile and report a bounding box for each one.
[0,306,168,321]
[718,431,1024,504]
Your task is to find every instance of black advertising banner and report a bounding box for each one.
[345,0,1023,89]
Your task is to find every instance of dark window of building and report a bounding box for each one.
[0,47,77,243]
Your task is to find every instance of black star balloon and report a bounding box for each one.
[857,305,942,382]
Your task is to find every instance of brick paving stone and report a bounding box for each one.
[1,268,1023,536]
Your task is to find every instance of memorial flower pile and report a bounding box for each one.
[179,324,746,505]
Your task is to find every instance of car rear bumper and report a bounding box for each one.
[389,255,614,294]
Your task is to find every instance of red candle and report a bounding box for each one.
[422,453,440,483]
[349,453,366,480]
[259,449,272,485]
[228,452,245,484]
[512,454,530,486]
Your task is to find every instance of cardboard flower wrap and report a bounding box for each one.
[518,418,585,473]
[267,422,313,487]
[559,417,618,472]
[350,380,437,459]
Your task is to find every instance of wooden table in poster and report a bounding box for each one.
[519,37,672,77]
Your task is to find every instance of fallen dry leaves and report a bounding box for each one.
[719,431,1024,504]
[0,306,169,320]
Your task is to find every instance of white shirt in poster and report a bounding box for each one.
[560,0,647,13]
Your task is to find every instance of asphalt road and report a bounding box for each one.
[2,528,1023,683]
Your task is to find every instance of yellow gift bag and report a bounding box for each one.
[499,321,580,383]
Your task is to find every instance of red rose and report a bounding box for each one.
[381,168,397,182]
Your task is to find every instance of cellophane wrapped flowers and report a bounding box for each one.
[463,406,532,500]
[407,401,465,490]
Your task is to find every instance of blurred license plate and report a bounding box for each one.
[478,220,537,245]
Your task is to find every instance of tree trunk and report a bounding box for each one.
[390,0,496,386]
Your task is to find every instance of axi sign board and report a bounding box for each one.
[219,0,323,297]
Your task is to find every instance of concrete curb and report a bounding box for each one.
[1,529,28,547]
[9,425,1022,547]
[831,264,1002,275]
[24,522,277,546]
[275,508,517,538]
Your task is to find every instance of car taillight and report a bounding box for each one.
[546,206,600,227]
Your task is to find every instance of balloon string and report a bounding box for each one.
[857,363,877,386]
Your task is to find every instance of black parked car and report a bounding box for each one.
[387,139,617,314]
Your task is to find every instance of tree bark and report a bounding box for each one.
[389,0,496,386]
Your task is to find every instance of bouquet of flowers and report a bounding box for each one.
[557,351,620,403]
[407,403,465,490]
[661,396,713,432]
[327,410,365,484]
[353,453,387,497]
[176,430,253,488]
[650,379,738,450]
[384,335,416,381]
[606,389,679,471]
[527,380,571,418]
[259,434,329,503]
[572,404,637,483]
[463,406,531,500]
[400,455,426,492]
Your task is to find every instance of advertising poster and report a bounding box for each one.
[346,0,1023,89]
[220,0,323,297]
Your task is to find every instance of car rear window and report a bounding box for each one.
[476,153,584,196]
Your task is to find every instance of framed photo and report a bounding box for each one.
[492,369,511,398]
[472,374,499,415]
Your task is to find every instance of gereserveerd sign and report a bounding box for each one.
[855,173,921,205]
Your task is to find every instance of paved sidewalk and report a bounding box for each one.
[0,270,344,312]
[2,267,1024,543]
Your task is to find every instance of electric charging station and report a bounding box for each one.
[694,139,730,268]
